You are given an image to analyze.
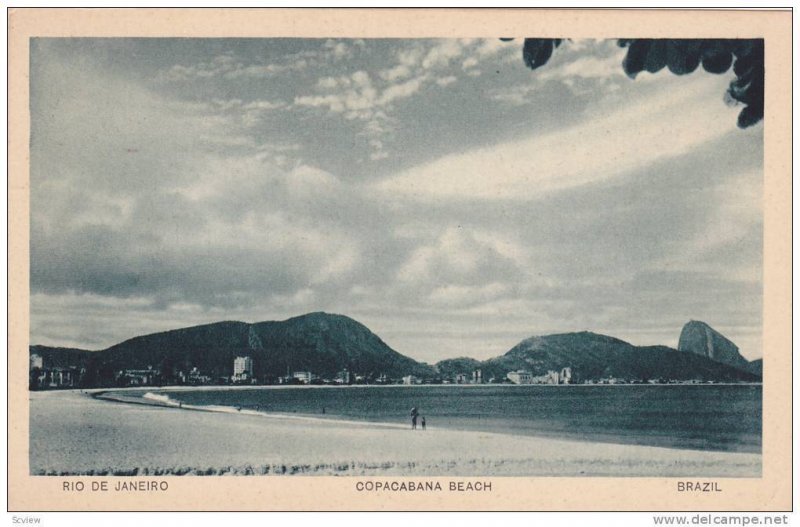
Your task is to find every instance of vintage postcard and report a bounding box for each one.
[7,8,792,512]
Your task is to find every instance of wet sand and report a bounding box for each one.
[29,390,761,476]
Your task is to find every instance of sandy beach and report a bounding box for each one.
[29,389,761,477]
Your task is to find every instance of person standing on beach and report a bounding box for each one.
[411,407,418,430]
[421,416,426,430]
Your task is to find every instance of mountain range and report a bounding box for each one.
[30,312,761,386]
[438,330,758,383]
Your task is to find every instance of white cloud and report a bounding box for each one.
[380,64,412,82]
[396,227,523,287]
[242,99,285,111]
[488,83,539,105]
[489,40,627,103]
[294,39,511,160]
[537,52,626,83]
[462,57,479,70]
[323,39,361,61]
[378,75,427,105]
[286,164,343,198]
[421,40,466,70]
[475,38,517,58]
[376,75,740,201]
[294,93,346,112]
[295,70,379,115]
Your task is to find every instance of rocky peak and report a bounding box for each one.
[678,320,749,370]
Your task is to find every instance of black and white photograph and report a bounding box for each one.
[25,33,769,481]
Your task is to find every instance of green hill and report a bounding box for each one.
[30,312,434,386]
[29,345,95,368]
[435,357,482,379]
[747,358,763,376]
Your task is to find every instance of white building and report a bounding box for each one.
[529,370,560,384]
[118,368,156,386]
[30,354,43,370]
[232,356,253,382]
[402,375,420,385]
[507,370,533,384]
[293,371,312,384]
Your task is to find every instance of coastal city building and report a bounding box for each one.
[118,367,157,386]
[507,370,533,384]
[30,354,43,370]
[232,356,254,383]
[335,369,351,384]
[507,368,574,385]
[36,367,80,388]
[533,370,560,384]
[402,375,421,385]
[292,371,312,384]
[181,366,212,385]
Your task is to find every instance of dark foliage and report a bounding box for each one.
[522,38,563,70]
[746,358,762,376]
[435,356,482,379]
[30,313,435,384]
[517,38,764,128]
[30,317,760,387]
[442,331,760,383]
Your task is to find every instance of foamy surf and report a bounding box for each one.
[142,392,180,406]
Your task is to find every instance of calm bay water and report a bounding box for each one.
[142,384,761,453]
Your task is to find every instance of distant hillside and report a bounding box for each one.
[747,359,763,376]
[245,313,434,379]
[31,314,760,387]
[29,345,95,367]
[435,357,482,379]
[30,312,434,384]
[436,331,760,383]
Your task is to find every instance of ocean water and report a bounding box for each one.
[133,384,762,453]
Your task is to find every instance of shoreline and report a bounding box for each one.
[67,380,765,397]
[91,385,761,456]
[29,390,762,477]
[95,389,411,431]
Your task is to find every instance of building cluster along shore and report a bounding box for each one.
[30,350,754,392]
[32,352,583,390]
[28,314,762,391]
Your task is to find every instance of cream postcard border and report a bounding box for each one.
[7,8,792,511]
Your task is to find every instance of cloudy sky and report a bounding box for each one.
[30,38,763,363]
